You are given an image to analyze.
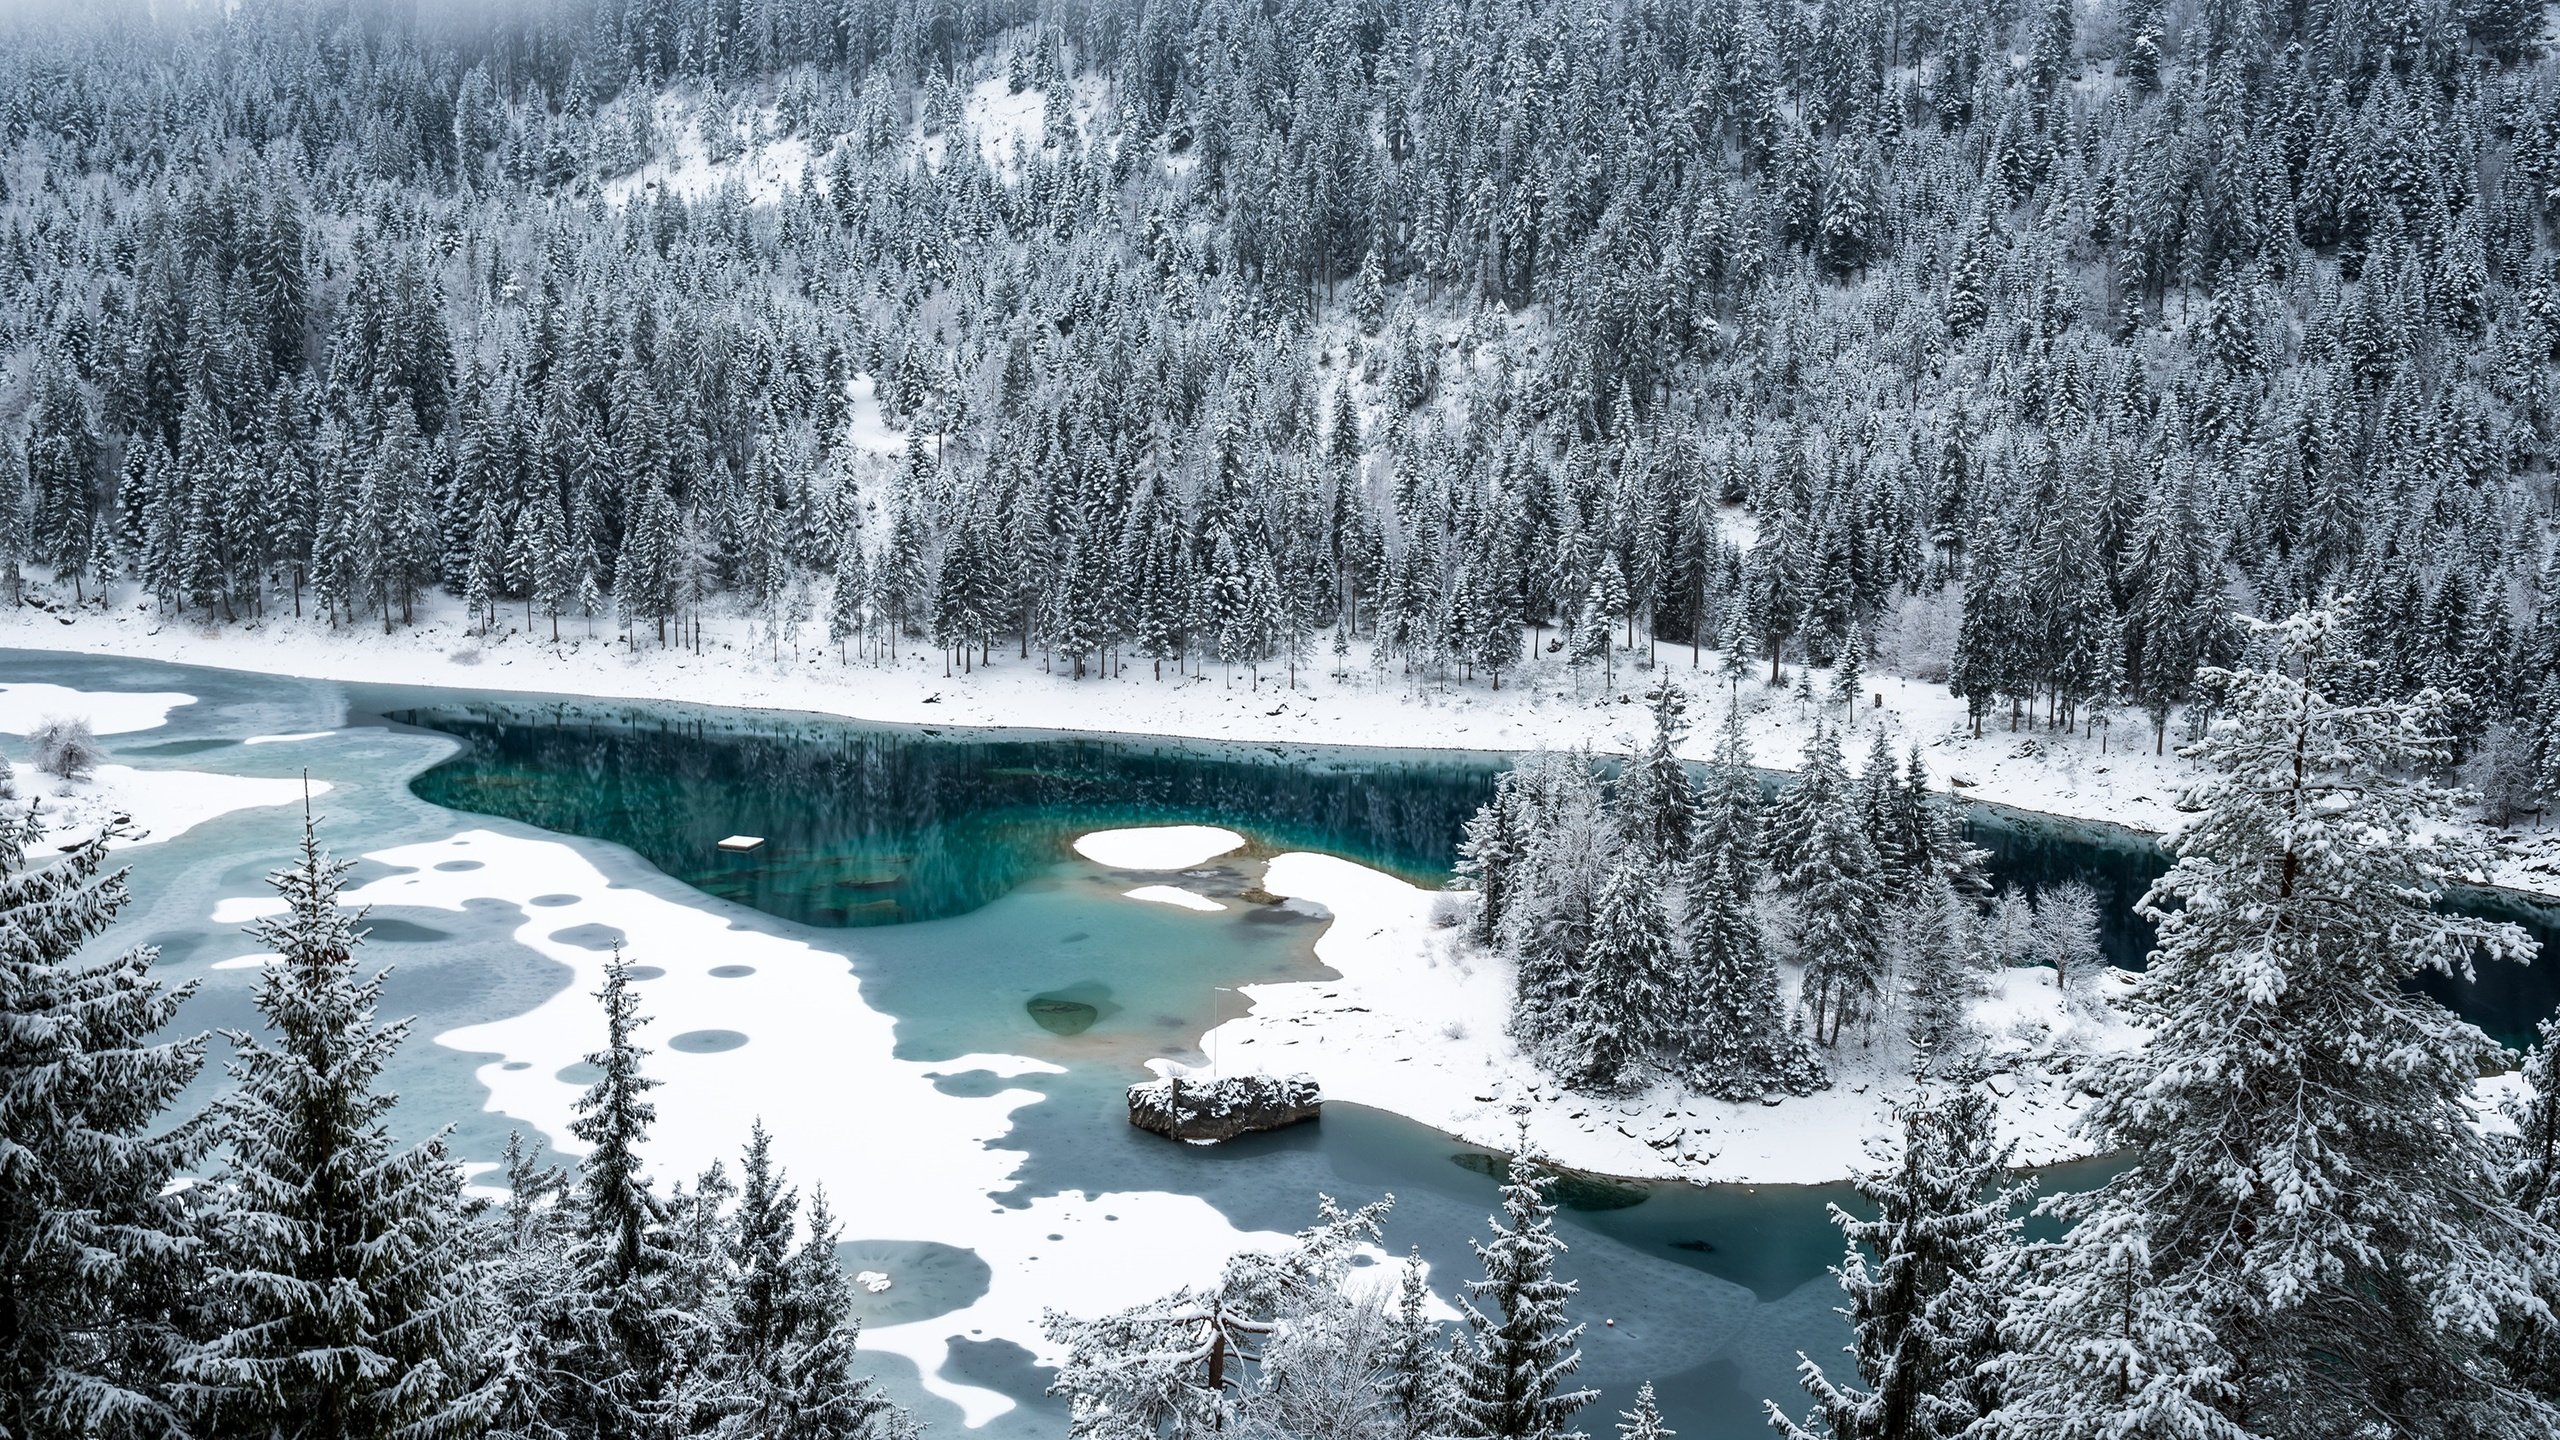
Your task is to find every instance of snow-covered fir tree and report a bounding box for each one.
[2497,1019,2560,1402]
[1383,1254,1452,1440]
[1986,606,2554,1440]
[1555,860,1679,1093]
[183,808,488,1440]
[1614,1382,1671,1440]
[563,948,683,1436]
[1449,1139,1597,1440]
[1769,1070,2025,1440]
[1769,727,1889,1046]
[1043,1195,1394,1439]
[1683,704,1827,1100]
[0,806,207,1440]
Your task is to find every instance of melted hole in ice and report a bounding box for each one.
[557,1060,605,1086]
[622,965,667,981]
[831,1239,991,1328]
[1025,997,1099,1035]
[548,923,627,951]
[708,964,755,978]
[668,1029,748,1054]
[528,894,580,908]
[1059,931,1090,944]
[148,933,205,962]
[500,1062,531,1072]
[434,860,484,872]
[361,917,450,944]
[928,1069,1014,1098]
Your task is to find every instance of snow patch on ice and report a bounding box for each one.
[12,764,323,851]
[210,895,290,925]
[1124,884,1227,913]
[1074,826,1243,870]
[0,682,193,735]
[271,827,1302,1428]
[243,731,335,745]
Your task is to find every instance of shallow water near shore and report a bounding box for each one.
[6,647,2554,1437]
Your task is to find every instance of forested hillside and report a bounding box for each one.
[0,0,2555,804]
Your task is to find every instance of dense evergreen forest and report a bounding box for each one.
[0,0,2555,812]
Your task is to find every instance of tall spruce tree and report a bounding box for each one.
[1685,705,1827,1099]
[1771,1072,2024,1440]
[0,807,207,1440]
[1450,1140,1598,1440]
[1987,607,2553,1440]
[564,949,681,1437]
[1615,679,1697,867]
[1559,860,1678,1091]
[183,807,486,1440]
[2498,1019,2560,1400]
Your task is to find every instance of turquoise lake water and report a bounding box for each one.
[6,648,2554,1438]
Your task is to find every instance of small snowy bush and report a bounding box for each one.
[30,716,104,782]
[1428,892,1470,929]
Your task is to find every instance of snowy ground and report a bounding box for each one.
[0,681,323,849]
[10,593,2550,903]
[1173,852,2144,1186]
[9,763,324,851]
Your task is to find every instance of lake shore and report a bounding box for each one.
[11,596,2556,905]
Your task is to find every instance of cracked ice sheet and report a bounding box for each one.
[327,828,1289,1428]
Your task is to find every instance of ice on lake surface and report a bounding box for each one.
[9,648,2552,1439]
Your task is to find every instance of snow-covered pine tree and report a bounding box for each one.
[479,1131,580,1440]
[1615,678,1697,868]
[1457,763,1538,948]
[1616,1381,1672,1440]
[0,807,208,1440]
[1762,722,1847,883]
[1893,875,1982,1055]
[1384,1254,1452,1440]
[1772,727,1889,1046]
[564,948,681,1435]
[698,1122,895,1437]
[2497,1018,2560,1400]
[1987,606,2553,1440]
[1684,705,1827,1100]
[1770,1072,2025,1440]
[1559,859,1678,1092]
[184,807,487,1440]
[754,1186,899,1440]
[1043,1195,1391,1438]
[1449,1140,1597,1440]
[1830,622,1865,718]
[1498,755,1615,1061]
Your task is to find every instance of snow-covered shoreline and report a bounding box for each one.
[1169,851,2143,1188]
[8,603,2555,905]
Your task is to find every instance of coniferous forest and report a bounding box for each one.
[8,0,2560,1437]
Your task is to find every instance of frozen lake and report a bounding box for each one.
[5,648,2551,1436]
